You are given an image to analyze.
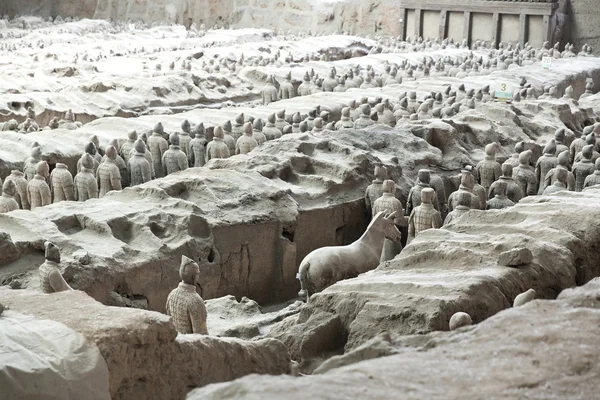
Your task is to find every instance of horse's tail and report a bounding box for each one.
[297,260,310,303]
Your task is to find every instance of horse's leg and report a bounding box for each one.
[298,261,310,303]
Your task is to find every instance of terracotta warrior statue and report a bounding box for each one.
[263,113,283,141]
[475,143,502,195]
[572,144,595,192]
[503,141,525,169]
[489,163,523,203]
[39,241,73,293]
[162,133,188,176]
[102,139,128,186]
[74,153,99,201]
[543,168,569,195]
[205,127,230,162]
[535,140,558,195]
[166,255,208,334]
[50,163,75,203]
[262,75,279,105]
[128,139,152,186]
[448,170,481,210]
[279,71,296,99]
[96,145,122,197]
[77,142,101,175]
[486,181,514,210]
[443,190,470,225]
[335,107,354,130]
[231,113,245,140]
[120,130,138,165]
[236,122,259,155]
[0,180,19,213]
[372,179,406,261]
[406,169,439,215]
[512,150,537,196]
[188,126,207,167]
[147,122,169,178]
[543,150,575,192]
[24,146,43,181]
[221,121,236,154]
[354,104,375,129]
[179,120,192,156]
[252,118,267,145]
[364,165,387,216]
[408,187,442,242]
[5,170,29,210]
[27,161,52,209]
[584,158,600,189]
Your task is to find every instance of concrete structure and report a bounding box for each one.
[399,0,558,48]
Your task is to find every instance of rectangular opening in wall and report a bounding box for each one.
[500,14,520,45]
[471,13,493,42]
[406,9,416,39]
[528,15,544,48]
[447,11,464,42]
[422,10,440,40]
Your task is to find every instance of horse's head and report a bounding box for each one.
[372,211,402,243]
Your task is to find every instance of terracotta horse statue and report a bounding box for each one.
[297,211,401,302]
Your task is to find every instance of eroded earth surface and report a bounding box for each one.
[2,15,600,400]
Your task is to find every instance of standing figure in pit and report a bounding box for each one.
[475,143,502,195]
[39,241,73,293]
[543,168,569,195]
[572,145,595,192]
[27,161,51,209]
[486,181,514,210]
[148,122,169,179]
[535,140,558,195]
[372,180,406,261]
[408,188,443,243]
[489,163,523,203]
[236,122,259,155]
[162,133,188,176]
[24,146,43,181]
[543,151,575,192]
[179,120,193,157]
[0,180,19,213]
[166,255,208,335]
[584,158,600,189]
[354,104,375,129]
[50,163,75,203]
[364,165,387,217]
[205,127,231,163]
[128,139,152,186]
[96,145,122,197]
[77,142,101,175]
[443,191,470,225]
[406,169,439,215]
[5,170,29,210]
[188,127,207,168]
[74,154,99,201]
[279,72,296,99]
[262,75,279,105]
[120,130,138,165]
[512,150,537,197]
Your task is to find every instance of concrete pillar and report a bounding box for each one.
[463,11,471,45]
[519,14,527,45]
[491,12,500,46]
[439,10,448,40]
[415,9,422,38]
[399,8,406,41]
[543,14,552,44]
